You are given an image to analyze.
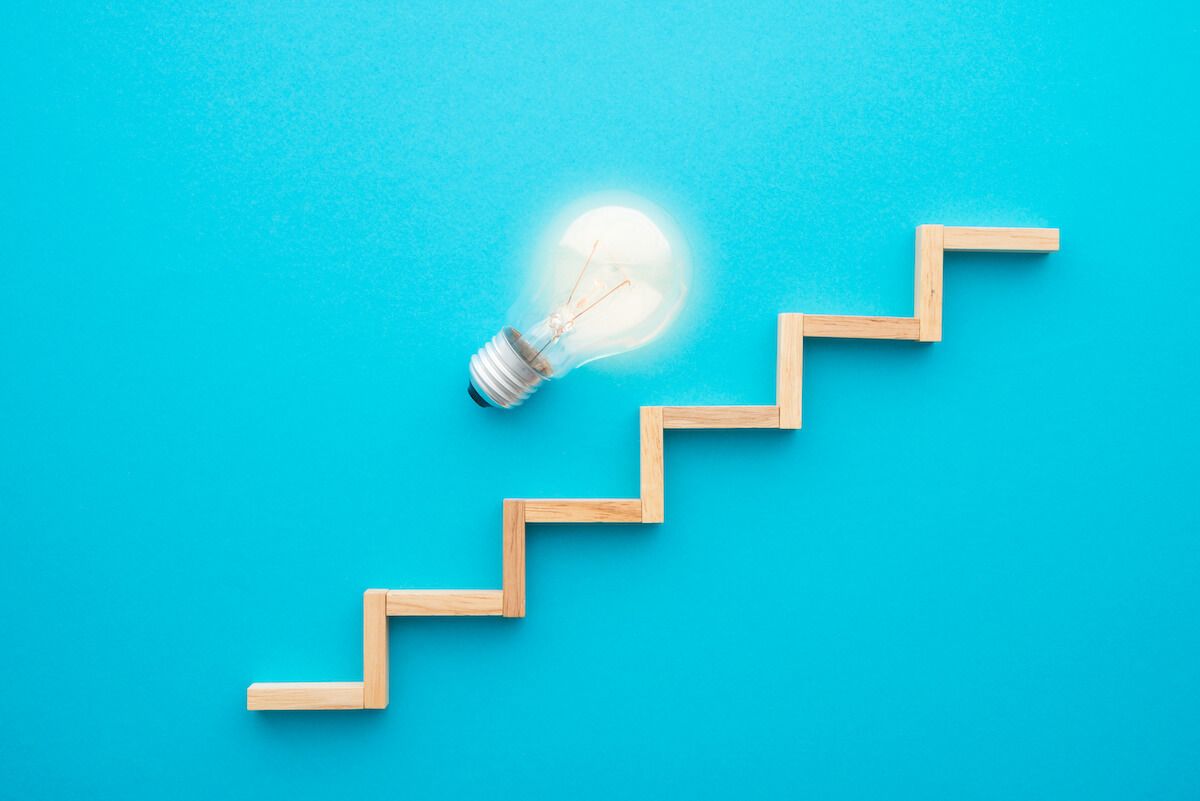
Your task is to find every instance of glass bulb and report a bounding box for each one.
[469,193,690,408]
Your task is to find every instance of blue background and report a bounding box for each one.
[2,2,1197,798]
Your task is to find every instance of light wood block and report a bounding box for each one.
[386,590,504,616]
[803,315,920,340]
[662,406,780,429]
[363,589,388,709]
[914,224,944,342]
[247,682,364,711]
[776,313,803,429]
[502,500,525,618]
[943,226,1059,252]
[640,407,664,523]
[523,499,643,523]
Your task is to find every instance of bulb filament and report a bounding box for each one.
[564,240,599,308]
[533,240,632,359]
[570,278,631,322]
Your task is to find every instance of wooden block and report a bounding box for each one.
[776,313,803,429]
[246,682,364,711]
[502,500,525,618]
[386,590,504,616]
[943,226,1059,252]
[661,406,780,429]
[640,407,664,523]
[362,589,388,709]
[802,315,921,341]
[914,224,944,342]
[523,499,643,523]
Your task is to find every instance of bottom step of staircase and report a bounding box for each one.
[247,681,365,710]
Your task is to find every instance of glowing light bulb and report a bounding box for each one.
[468,193,690,408]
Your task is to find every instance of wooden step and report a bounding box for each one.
[522,499,642,523]
[943,226,1059,252]
[386,590,504,616]
[803,315,921,340]
[247,682,364,711]
[661,406,780,429]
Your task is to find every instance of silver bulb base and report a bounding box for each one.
[468,330,544,409]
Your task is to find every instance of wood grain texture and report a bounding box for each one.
[776,313,804,429]
[943,226,1059,252]
[247,682,365,711]
[803,315,920,340]
[640,407,664,522]
[502,500,525,618]
[386,590,504,616]
[662,406,780,429]
[915,225,944,342]
[523,499,642,523]
[362,589,388,709]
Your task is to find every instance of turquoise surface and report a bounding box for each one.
[2,3,1197,798]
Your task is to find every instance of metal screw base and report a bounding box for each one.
[468,330,544,409]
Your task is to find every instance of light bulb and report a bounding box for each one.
[468,193,691,408]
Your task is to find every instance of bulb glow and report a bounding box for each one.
[469,194,690,408]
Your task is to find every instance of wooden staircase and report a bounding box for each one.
[247,224,1059,711]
